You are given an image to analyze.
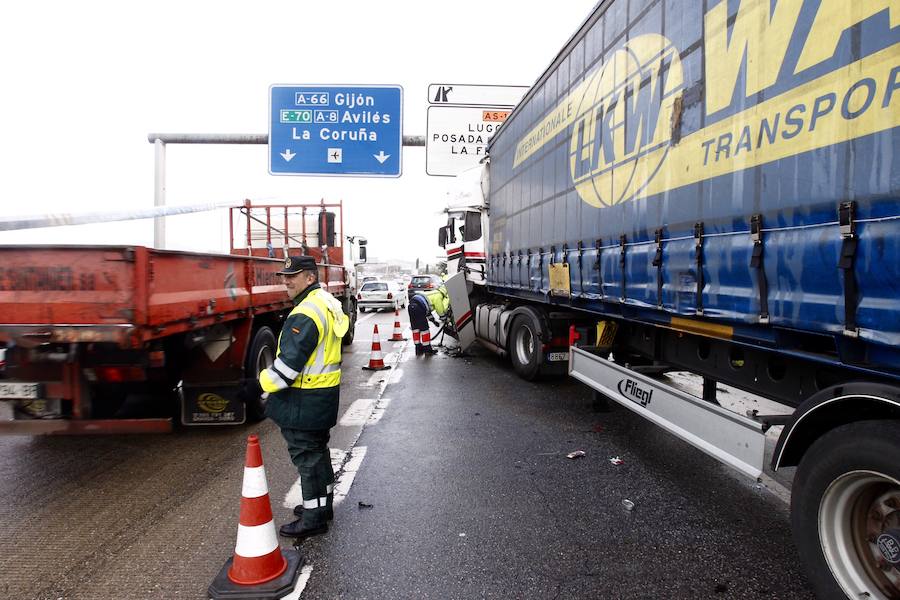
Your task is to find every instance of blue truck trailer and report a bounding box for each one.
[440,1,900,597]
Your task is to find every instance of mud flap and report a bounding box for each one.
[180,382,246,425]
[445,272,476,352]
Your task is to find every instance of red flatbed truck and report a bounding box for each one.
[0,200,358,434]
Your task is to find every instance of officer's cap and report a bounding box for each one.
[277,255,317,275]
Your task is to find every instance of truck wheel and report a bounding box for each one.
[245,326,276,422]
[791,420,900,599]
[509,313,542,381]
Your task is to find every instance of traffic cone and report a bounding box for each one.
[208,434,302,599]
[362,324,392,371]
[390,310,407,341]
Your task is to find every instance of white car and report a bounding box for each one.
[358,281,406,312]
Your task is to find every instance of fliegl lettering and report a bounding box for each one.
[617,378,654,407]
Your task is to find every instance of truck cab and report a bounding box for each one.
[439,165,489,287]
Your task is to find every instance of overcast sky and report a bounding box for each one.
[0,0,597,267]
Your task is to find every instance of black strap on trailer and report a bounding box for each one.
[694,222,704,315]
[619,235,627,302]
[517,250,523,288]
[838,201,859,336]
[653,228,664,308]
[594,238,604,299]
[576,241,584,296]
[749,214,770,324]
[538,247,544,291]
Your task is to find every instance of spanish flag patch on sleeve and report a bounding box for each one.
[291,327,300,334]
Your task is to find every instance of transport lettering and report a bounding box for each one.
[700,69,899,166]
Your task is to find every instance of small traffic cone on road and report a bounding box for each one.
[362,324,392,371]
[390,310,407,341]
[208,434,302,600]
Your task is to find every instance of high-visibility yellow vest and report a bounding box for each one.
[259,288,348,394]
[422,287,450,316]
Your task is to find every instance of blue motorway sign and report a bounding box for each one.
[269,85,402,177]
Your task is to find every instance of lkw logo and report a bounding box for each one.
[617,377,654,407]
[569,33,684,208]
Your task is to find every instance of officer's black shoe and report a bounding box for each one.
[279,517,328,539]
[422,346,437,355]
[415,345,425,356]
[293,504,334,520]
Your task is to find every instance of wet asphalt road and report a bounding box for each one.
[0,309,813,599]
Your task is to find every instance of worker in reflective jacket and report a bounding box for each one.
[259,255,349,539]
[407,286,449,356]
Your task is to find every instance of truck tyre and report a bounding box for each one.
[244,326,276,422]
[791,420,900,600]
[509,313,542,381]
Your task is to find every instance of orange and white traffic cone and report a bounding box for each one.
[390,310,407,341]
[208,434,302,599]
[362,324,392,371]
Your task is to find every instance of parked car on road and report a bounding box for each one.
[358,281,405,312]
[407,274,443,299]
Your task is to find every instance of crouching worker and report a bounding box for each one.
[407,285,449,356]
[259,255,349,540]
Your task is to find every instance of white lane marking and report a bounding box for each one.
[339,398,376,426]
[278,564,314,600]
[361,369,390,391]
[282,449,346,509]
[332,446,367,506]
[367,398,392,424]
[355,312,377,325]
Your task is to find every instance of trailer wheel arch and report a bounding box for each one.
[772,382,900,471]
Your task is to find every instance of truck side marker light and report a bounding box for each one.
[568,325,581,347]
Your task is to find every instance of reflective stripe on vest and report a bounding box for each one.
[277,288,342,389]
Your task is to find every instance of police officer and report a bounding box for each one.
[259,255,349,539]
[407,285,450,355]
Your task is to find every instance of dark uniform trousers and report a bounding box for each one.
[282,427,333,513]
